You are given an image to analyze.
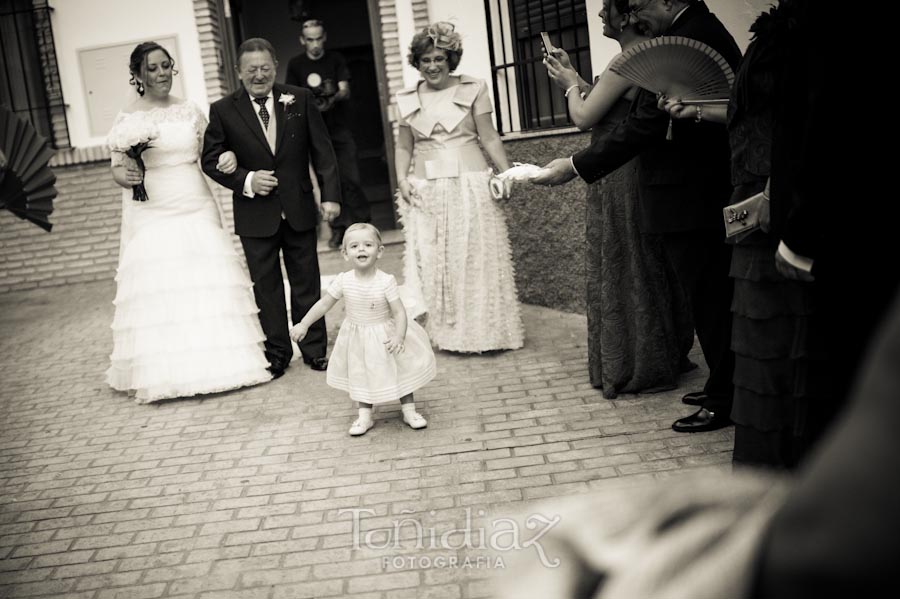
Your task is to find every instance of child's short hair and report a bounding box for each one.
[342,223,383,248]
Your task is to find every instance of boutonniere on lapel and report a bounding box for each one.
[279,94,300,119]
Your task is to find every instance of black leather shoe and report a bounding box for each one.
[267,361,289,380]
[328,230,343,249]
[672,408,732,433]
[682,391,707,406]
[303,356,328,371]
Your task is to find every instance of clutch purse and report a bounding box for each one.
[489,174,512,200]
[723,189,766,242]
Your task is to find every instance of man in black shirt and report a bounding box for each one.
[286,19,371,249]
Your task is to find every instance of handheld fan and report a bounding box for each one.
[0,105,57,231]
[608,36,734,104]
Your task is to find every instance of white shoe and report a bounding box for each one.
[402,410,427,430]
[349,418,374,436]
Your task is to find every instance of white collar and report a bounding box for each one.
[248,92,273,104]
[671,4,690,25]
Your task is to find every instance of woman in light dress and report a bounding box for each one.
[107,41,271,403]
[395,22,525,353]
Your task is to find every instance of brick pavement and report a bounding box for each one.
[0,242,734,598]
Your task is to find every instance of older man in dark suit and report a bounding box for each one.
[202,37,341,378]
[534,0,740,432]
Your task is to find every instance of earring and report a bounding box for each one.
[137,81,144,96]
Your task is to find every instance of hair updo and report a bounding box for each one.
[128,42,176,95]
[407,22,463,72]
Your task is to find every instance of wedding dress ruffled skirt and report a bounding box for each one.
[106,164,271,403]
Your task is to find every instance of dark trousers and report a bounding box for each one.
[240,220,326,365]
[661,230,735,413]
[329,135,371,232]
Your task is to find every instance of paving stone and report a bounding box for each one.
[0,243,734,598]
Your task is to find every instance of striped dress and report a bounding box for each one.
[325,269,436,404]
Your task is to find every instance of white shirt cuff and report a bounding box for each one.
[778,241,814,273]
[569,156,580,178]
[243,171,255,198]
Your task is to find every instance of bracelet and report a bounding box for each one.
[694,105,703,123]
[564,84,579,98]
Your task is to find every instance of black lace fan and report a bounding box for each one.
[609,36,734,103]
[0,105,57,232]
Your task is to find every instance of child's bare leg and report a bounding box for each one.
[400,394,426,429]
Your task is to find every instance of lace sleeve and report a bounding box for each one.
[191,102,209,150]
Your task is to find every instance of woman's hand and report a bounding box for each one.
[123,161,143,186]
[217,151,237,174]
[547,46,573,70]
[113,157,143,189]
[544,54,579,91]
[289,322,309,343]
[398,179,422,207]
[657,95,696,120]
[384,333,405,355]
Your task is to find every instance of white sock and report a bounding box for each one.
[358,407,373,422]
[401,403,417,415]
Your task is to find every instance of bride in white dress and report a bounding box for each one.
[107,41,271,403]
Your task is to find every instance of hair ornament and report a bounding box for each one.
[427,21,462,52]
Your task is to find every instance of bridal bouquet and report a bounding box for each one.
[108,120,159,201]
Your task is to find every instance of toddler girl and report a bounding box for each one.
[290,223,436,435]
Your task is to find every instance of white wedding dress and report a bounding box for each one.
[106,102,271,403]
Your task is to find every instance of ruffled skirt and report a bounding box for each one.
[398,170,525,352]
[327,318,436,404]
[107,165,271,402]
[729,231,831,468]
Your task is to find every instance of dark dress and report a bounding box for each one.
[727,5,832,468]
[586,98,694,398]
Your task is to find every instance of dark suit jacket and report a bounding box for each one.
[572,1,741,234]
[202,84,341,238]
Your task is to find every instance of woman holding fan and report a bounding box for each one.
[543,0,694,398]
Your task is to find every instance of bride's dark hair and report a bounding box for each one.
[128,42,177,96]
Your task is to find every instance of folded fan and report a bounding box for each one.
[608,36,734,103]
[0,106,57,231]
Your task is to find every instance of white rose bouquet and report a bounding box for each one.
[107,119,159,201]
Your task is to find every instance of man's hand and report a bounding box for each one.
[314,96,335,112]
[216,151,237,174]
[775,250,815,282]
[321,201,340,222]
[531,158,578,186]
[251,170,278,196]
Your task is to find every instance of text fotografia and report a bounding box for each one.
[383,554,506,570]
[339,508,562,568]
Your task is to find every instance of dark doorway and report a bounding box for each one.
[226,0,395,230]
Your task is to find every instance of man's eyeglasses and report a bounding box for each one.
[626,0,654,20]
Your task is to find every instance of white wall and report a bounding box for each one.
[425,0,493,90]
[49,0,208,148]
[394,0,422,87]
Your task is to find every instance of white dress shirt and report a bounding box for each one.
[242,92,275,198]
